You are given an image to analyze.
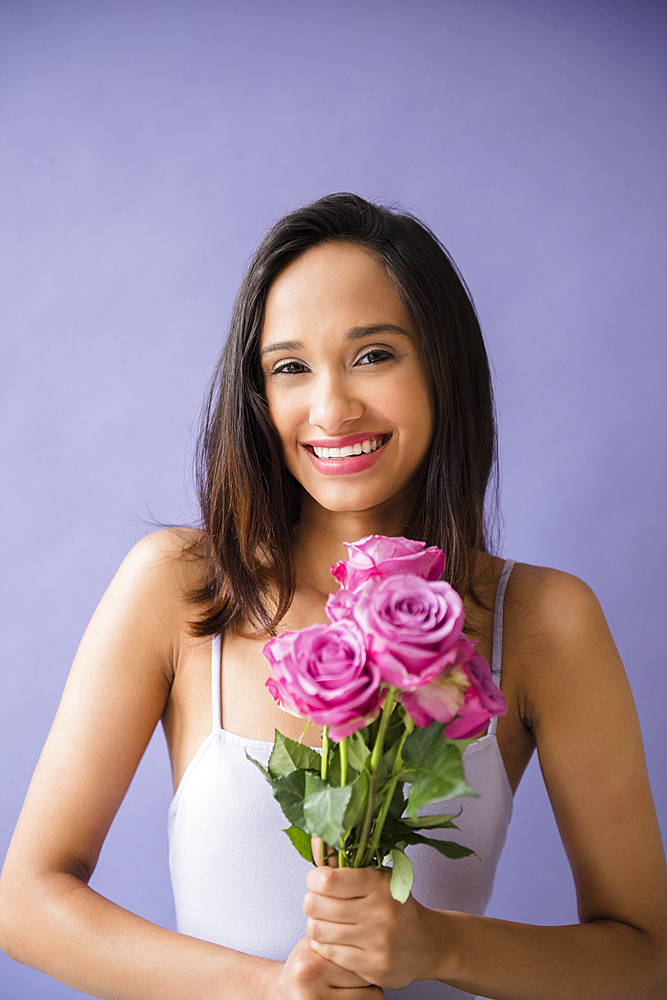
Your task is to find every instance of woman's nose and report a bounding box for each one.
[309,373,363,432]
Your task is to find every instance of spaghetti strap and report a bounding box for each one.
[488,559,516,736]
[211,634,223,732]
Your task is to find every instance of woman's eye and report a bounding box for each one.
[357,348,394,366]
[271,360,308,375]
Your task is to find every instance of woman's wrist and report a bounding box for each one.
[256,956,283,1000]
[414,904,462,984]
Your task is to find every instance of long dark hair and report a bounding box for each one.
[191,193,498,637]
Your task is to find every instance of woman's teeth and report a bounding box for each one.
[312,437,384,459]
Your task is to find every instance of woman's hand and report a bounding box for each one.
[304,866,436,991]
[268,937,384,999]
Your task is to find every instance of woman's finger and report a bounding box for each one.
[326,990,383,998]
[325,990,383,999]
[311,837,339,867]
[307,864,388,898]
[280,937,381,996]
[307,914,363,948]
[309,938,371,976]
[303,888,360,924]
[320,960,371,989]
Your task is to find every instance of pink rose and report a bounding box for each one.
[401,656,471,728]
[331,535,445,591]
[333,573,465,692]
[443,654,507,739]
[263,620,384,741]
[324,586,358,623]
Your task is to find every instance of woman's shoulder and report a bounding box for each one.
[505,560,604,641]
[107,528,209,637]
[502,560,621,722]
[119,527,207,584]
[473,553,600,629]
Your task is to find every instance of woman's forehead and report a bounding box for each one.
[260,242,415,346]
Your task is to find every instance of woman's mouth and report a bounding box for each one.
[308,435,389,460]
[303,434,391,475]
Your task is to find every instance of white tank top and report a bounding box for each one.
[168,560,515,999]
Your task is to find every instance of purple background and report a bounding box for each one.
[1,1,665,996]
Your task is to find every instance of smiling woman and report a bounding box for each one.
[0,194,665,1000]
[193,195,496,640]
[260,243,433,517]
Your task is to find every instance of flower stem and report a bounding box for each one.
[321,727,329,782]
[338,736,349,867]
[317,727,330,868]
[340,736,348,785]
[353,688,397,867]
[364,721,410,865]
[369,688,396,773]
[352,773,376,867]
[365,775,399,866]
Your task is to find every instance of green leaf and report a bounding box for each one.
[386,702,408,739]
[283,825,315,864]
[425,838,476,860]
[401,721,445,763]
[303,779,353,846]
[389,849,414,903]
[342,770,369,838]
[402,723,476,818]
[325,741,340,785]
[376,738,403,788]
[387,781,407,821]
[406,768,475,819]
[376,705,408,779]
[245,752,270,780]
[271,769,310,830]
[382,819,477,860]
[447,737,478,753]
[268,731,322,779]
[402,813,459,830]
[328,744,360,787]
[361,715,380,747]
[401,708,415,736]
[304,771,328,797]
[346,730,371,772]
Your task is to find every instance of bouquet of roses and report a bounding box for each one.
[248,535,506,902]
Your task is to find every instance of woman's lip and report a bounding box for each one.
[304,432,391,449]
[303,436,390,475]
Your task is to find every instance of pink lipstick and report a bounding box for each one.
[302,433,391,476]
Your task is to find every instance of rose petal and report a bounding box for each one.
[331,535,446,590]
[263,619,384,734]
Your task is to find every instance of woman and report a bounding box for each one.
[1,194,665,999]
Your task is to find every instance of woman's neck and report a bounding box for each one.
[292,495,412,600]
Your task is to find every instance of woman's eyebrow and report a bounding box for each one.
[345,324,412,342]
[259,324,412,358]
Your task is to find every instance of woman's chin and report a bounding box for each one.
[299,486,414,524]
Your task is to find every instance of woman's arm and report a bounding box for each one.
[0,531,379,1000]
[304,569,667,998]
[0,531,264,999]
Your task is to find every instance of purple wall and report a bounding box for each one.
[1,1,665,995]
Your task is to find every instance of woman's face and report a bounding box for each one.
[259,242,434,516]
